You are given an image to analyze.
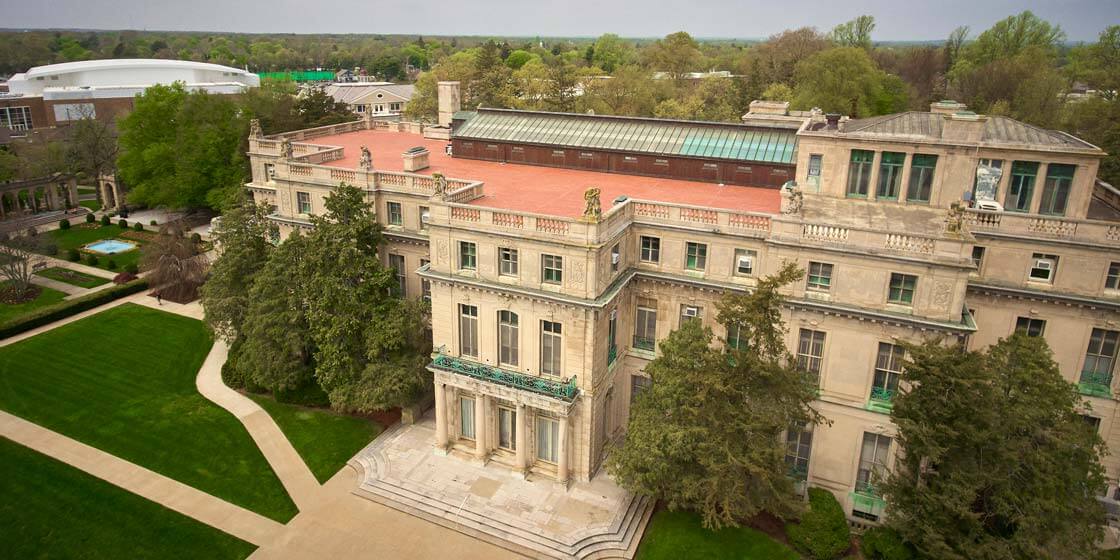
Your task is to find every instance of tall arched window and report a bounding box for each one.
[498,310,519,367]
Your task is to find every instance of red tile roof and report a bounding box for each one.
[311,129,781,218]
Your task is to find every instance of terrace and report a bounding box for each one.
[252,127,782,219]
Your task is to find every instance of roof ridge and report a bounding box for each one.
[476,107,797,131]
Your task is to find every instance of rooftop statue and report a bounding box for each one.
[249,119,262,139]
[359,145,373,171]
[582,187,602,222]
[279,138,293,159]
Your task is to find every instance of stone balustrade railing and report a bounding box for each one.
[770,216,967,262]
[963,209,1120,246]
[272,161,483,198]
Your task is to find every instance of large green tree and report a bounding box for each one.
[646,31,703,82]
[792,47,907,117]
[882,334,1106,560]
[830,15,876,50]
[609,264,824,529]
[200,195,277,341]
[299,183,431,412]
[117,83,247,210]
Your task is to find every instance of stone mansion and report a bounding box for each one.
[244,85,1120,527]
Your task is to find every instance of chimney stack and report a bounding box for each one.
[941,112,987,143]
[825,113,841,130]
[930,100,967,115]
[437,81,461,127]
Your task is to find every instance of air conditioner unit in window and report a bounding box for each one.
[1035,259,1053,271]
[737,255,753,272]
[421,211,430,223]
[611,254,620,265]
[683,306,699,318]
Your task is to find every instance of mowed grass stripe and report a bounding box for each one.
[1,436,256,559]
[0,304,297,522]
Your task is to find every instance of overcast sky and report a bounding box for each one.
[4,0,1118,41]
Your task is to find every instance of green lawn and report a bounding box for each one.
[48,224,143,271]
[35,266,110,289]
[249,394,383,483]
[1,436,256,559]
[79,199,102,212]
[0,282,67,324]
[0,304,297,522]
[636,510,799,560]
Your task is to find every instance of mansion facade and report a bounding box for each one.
[244,91,1120,526]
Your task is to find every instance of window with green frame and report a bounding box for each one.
[685,242,707,270]
[887,273,917,305]
[847,150,874,198]
[876,152,905,199]
[1040,164,1075,216]
[906,154,937,202]
[1006,161,1039,212]
[807,261,833,291]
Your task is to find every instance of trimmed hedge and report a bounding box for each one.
[100,215,111,226]
[0,279,149,339]
[124,263,139,275]
[786,488,852,560]
[59,219,71,230]
[66,249,81,262]
[118,219,128,229]
[85,213,95,224]
[861,527,914,560]
[133,222,144,231]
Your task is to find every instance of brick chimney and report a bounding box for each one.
[941,112,987,143]
[437,81,461,127]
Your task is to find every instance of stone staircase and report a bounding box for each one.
[350,424,654,560]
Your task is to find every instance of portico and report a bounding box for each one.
[429,352,578,484]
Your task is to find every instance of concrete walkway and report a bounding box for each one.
[0,410,285,546]
[195,341,323,510]
[30,274,84,296]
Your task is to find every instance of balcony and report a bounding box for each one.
[632,336,655,352]
[1078,371,1113,398]
[429,350,578,402]
[866,386,895,413]
[963,209,1120,247]
[607,345,618,367]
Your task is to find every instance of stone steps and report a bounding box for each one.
[349,426,653,560]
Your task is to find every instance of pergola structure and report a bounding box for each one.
[0,174,79,220]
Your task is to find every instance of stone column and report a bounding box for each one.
[515,403,528,476]
[68,180,78,208]
[434,382,448,454]
[557,414,569,485]
[474,394,488,461]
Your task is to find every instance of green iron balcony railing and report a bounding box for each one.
[632,336,656,352]
[607,345,618,366]
[1079,371,1113,398]
[429,350,578,402]
[867,386,895,413]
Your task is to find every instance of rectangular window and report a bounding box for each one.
[726,323,747,350]
[685,242,707,271]
[419,206,430,230]
[1029,253,1057,283]
[807,154,822,179]
[297,192,312,214]
[542,254,563,284]
[876,152,905,199]
[0,106,33,131]
[630,374,652,401]
[498,310,519,366]
[420,258,431,302]
[541,321,562,376]
[679,304,702,327]
[640,236,660,263]
[264,163,276,181]
[797,329,826,382]
[785,425,813,480]
[459,304,478,357]
[607,309,618,364]
[973,158,1004,201]
[536,417,559,463]
[499,248,519,276]
[906,154,937,202]
[1015,317,1046,337]
[887,273,917,305]
[634,304,657,351]
[846,150,874,197]
[1040,164,1075,216]
[871,343,905,404]
[389,254,406,296]
[498,407,516,450]
[1106,262,1120,290]
[579,152,594,160]
[654,158,669,167]
[387,201,403,225]
[971,246,985,271]
[1082,329,1119,387]
[807,262,833,291]
[459,241,477,271]
[1006,161,1039,212]
[734,249,756,276]
[855,432,892,520]
[611,244,620,272]
[459,397,476,440]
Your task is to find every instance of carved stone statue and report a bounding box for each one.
[582,187,602,222]
[279,138,293,159]
[249,118,262,139]
[781,184,803,215]
[432,173,448,200]
[946,201,965,234]
[358,145,373,171]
